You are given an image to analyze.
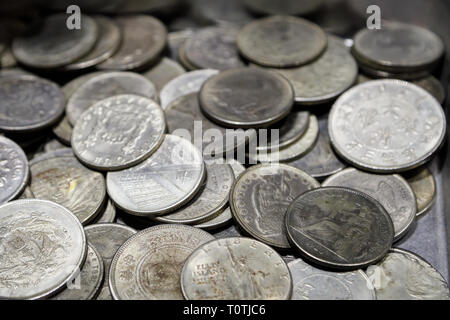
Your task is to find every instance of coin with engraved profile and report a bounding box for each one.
[244,0,324,16]
[403,167,437,217]
[109,224,214,300]
[142,57,185,93]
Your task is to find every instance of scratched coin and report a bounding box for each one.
[0,199,86,299]
[142,57,185,93]
[322,168,416,241]
[199,68,294,128]
[0,136,29,204]
[329,80,446,173]
[66,72,157,126]
[84,223,137,300]
[181,237,292,300]
[72,94,166,171]
[94,200,117,224]
[230,163,320,249]
[12,13,98,69]
[52,245,104,300]
[403,167,437,217]
[366,248,450,300]
[29,155,107,225]
[286,187,394,270]
[288,258,375,300]
[244,0,324,16]
[107,134,205,216]
[237,15,327,68]
[109,224,214,300]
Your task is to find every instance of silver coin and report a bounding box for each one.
[0,199,86,299]
[52,116,72,146]
[199,68,294,128]
[107,134,205,216]
[142,57,185,93]
[95,200,117,224]
[288,258,376,300]
[366,248,450,300]
[195,207,233,230]
[62,71,108,100]
[19,186,34,199]
[12,13,98,69]
[168,29,195,63]
[358,62,431,81]
[286,187,394,270]
[72,94,166,171]
[403,167,437,217]
[329,80,446,173]
[181,237,292,300]
[0,136,29,204]
[98,15,167,71]
[244,0,324,16]
[43,139,67,152]
[0,77,65,133]
[51,244,104,300]
[177,40,198,71]
[212,223,244,239]
[230,163,320,249]
[31,148,74,163]
[29,155,107,225]
[322,168,416,241]
[160,69,218,110]
[66,72,157,126]
[109,224,214,300]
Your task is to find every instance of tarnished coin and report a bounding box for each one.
[72,94,166,171]
[286,187,394,270]
[66,72,157,126]
[94,200,117,224]
[142,57,185,93]
[29,155,107,225]
[0,77,65,133]
[231,163,320,249]
[107,134,205,216]
[237,16,327,68]
[366,248,450,300]
[289,259,375,300]
[0,136,29,204]
[403,167,437,217]
[52,116,72,146]
[199,68,294,128]
[12,14,98,69]
[160,69,218,110]
[181,237,292,300]
[244,0,324,16]
[52,245,104,300]
[322,168,416,241]
[85,223,137,300]
[98,15,167,71]
[154,163,234,224]
[329,80,446,173]
[184,27,245,70]
[109,224,214,300]
[0,199,86,299]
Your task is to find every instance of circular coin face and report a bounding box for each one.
[109,224,214,300]
[181,237,292,300]
[0,199,86,299]
[244,0,324,16]
[72,94,166,171]
[328,80,446,173]
[403,167,436,217]
[107,134,205,216]
[231,164,320,249]
[142,57,185,93]
[237,15,327,68]
[285,187,394,270]
[199,68,294,128]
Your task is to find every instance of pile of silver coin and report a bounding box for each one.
[0,0,449,300]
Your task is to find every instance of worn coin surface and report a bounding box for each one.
[286,187,394,270]
[237,15,327,68]
[244,0,324,16]
[329,80,446,173]
[322,168,416,241]
[107,134,205,216]
[366,248,450,300]
[0,136,29,204]
[0,199,86,299]
[72,94,166,171]
[181,237,292,300]
[288,258,375,300]
[142,57,185,93]
[109,224,214,300]
[403,167,437,217]
[94,200,117,224]
[199,68,294,128]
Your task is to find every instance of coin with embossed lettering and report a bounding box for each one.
[286,187,394,270]
[329,80,446,173]
[366,248,450,300]
[142,57,185,93]
[0,199,86,299]
[72,94,166,171]
[403,167,436,217]
[109,224,214,300]
[322,168,416,241]
[181,237,292,300]
[231,163,320,249]
[288,258,375,300]
[244,0,323,16]
[0,136,29,204]
[107,134,205,216]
